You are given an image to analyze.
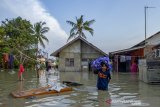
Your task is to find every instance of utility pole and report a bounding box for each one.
[144,6,155,58]
[144,6,155,45]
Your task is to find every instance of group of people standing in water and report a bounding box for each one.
[37,59,56,78]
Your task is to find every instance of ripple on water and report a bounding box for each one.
[110,94,120,98]
[110,87,121,92]
[88,92,98,96]
[118,93,138,96]
[0,71,157,107]
[120,96,137,99]
[25,95,75,107]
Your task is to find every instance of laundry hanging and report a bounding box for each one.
[120,55,126,62]
[3,53,9,62]
[9,54,14,69]
[126,56,131,61]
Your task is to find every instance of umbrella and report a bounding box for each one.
[91,56,111,70]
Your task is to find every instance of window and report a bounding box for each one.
[65,58,74,67]
[155,49,160,58]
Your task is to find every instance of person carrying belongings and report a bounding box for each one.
[91,56,112,90]
[97,62,111,90]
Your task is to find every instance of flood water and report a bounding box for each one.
[0,69,160,107]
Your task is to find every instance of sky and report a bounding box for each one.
[1,0,160,57]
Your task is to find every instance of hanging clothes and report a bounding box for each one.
[3,53,9,62]
[120,56,126,62]
[126,56,131,61]
[9,54,14,69]
[3,53,9,69]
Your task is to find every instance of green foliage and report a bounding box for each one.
[1,47,10,53]
[13,60,19,68]
[66,15,95,41]
[33,21,49,49]
[0,26,6,45]
[2,17,35,49]
[0,17,49,67]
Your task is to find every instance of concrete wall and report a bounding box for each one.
[81,41,104,59]
[139,59,148,82]
[59,40,81,72]
[81,41,104,71]
[139,59,160,83]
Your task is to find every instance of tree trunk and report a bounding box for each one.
[36,43,39,78]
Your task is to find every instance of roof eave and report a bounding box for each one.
[50,36,107,57]
[110,46,145,55]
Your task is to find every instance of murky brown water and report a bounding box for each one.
[0,69,160,107]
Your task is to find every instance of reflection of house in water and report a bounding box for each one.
[50,36,107,72]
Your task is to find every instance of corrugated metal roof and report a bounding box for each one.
[132,31,160,48]
[110,31,160,55]
[110,46,145,55]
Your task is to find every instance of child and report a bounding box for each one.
[97,62,111,90]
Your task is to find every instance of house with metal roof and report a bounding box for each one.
[109,31,160,72]
[50,36,107,72]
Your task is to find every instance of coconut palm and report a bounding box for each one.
[33,21,49,49]
[33,21,49,78]
[66,15,95,41]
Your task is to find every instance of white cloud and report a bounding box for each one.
[1,0,68,57]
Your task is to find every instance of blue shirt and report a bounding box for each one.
[97,70,111,90]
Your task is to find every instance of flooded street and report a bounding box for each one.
[0,70,160,107]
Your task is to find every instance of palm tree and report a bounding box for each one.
[66,15,95,41]
[33,21,49,78]
[33,21,49,49]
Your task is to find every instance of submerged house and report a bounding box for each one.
[109,31,160,72]
[50,36,107,72]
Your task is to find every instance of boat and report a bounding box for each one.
[11,86,72,98]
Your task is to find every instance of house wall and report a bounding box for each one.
[59,40,81,72]
[81,41,105,71]
[58,40,106,72]
[130,48,144,63]
[81,42,104,59]
[139,59,160,83]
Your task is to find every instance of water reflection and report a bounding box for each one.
[0,70,160,107]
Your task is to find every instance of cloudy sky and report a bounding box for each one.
[1,0,160,57]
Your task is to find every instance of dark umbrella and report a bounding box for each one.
[91,56,111,70]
